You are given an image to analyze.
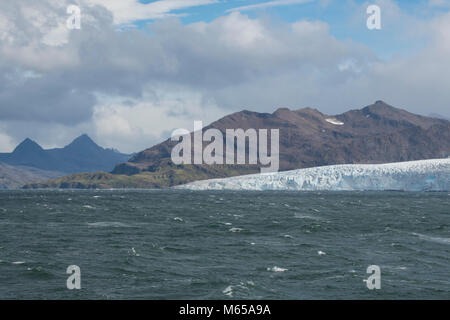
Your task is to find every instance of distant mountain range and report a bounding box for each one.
[0,134,131,173]
[25,101,450,189]
[0,134,131,189]
[0,162,63,189]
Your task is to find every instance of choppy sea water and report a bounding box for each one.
[0,190,448,299]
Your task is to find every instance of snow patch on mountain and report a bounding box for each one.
[325,118,344,125]
[177,159,450,191]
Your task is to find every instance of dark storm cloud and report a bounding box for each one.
[0,68,96,124]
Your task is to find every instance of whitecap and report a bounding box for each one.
[223,282,250,297]
[318,251,326,255]
[82,205,95,209]
[87,222,130,228]
[12,261,25,265]
[173,217,184,222]
[412,232,450,245]
[223,286,233,297]
[267,266,288,272]
[131,247,140,257]
[294,213,322,221]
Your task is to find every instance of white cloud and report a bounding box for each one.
[428,0,450,8]
[227,0,314,12]
[214,12,266,48]
[86,0,218,25]
[92,86,227,152]
[0,131,16,153]
[0,0,449,154]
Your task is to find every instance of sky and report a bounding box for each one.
[0,0,450,153]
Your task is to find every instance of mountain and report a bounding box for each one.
[0,162,64,189]
[177,159,450,191]
[113,100,450,173]
[429,113,450,121]
[0,134,131,174]
[25,101,450,189]
[4,138,52,170]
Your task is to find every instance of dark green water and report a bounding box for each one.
[0,190,448,299]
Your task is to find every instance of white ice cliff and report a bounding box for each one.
[177,159,450,191]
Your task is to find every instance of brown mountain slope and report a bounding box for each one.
[25,101,450,189]
[113,100,450,174]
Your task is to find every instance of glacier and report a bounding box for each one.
[177,159,450,191]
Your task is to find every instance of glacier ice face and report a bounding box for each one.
[177,159,450,191]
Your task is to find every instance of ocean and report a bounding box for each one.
[0,190,448,299]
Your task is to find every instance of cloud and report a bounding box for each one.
[92,87,226,152]
[227,0,314,13]
[428,0,450,8]
[0,0,450,154]
[0,130,16,153]
[86,0,218,25]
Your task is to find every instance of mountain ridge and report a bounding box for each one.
[0,162,64,189]
[0,134,131,174]
[113,100,450,175]
[25,101,450,189]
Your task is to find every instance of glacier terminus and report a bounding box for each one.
[177,159,450,192]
